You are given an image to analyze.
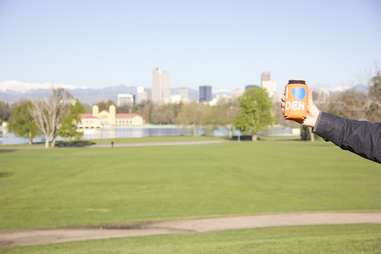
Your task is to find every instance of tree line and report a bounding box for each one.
[0,86,272,146]
[0,72,380,146]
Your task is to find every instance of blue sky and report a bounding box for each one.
[0,0,380,91]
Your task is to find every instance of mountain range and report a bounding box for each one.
[0,81,139,104]
[0,80,369,104]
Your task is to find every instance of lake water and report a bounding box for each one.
[0,125,296,145]
[0,126,231,145]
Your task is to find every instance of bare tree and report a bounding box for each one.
[367,72,381,122]
[212,98,240,137]
[176,102,212,135]
[31,88,72,148]
[326,90,368,120]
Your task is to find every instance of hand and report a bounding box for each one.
[281,88,320,128]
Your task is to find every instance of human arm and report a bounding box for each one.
[281,89,381,163]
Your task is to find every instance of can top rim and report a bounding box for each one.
[288,80,306,85]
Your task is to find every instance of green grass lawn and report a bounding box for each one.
[1,141,381,230]
[3,224,381,254]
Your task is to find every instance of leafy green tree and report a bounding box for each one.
[8,101,39,144]
[0,100,10,123]
[234,87,273,140]
[58,100,85,140]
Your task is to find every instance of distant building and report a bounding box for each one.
[231,88,244,97]
[0,122,8,136]
[261,80,277,97]
[261,72,271,83]
[260,72,277,97]
[199,85,212,102]
[245,84,259,91]
[171,87,198,103]
[117,93,134,107]
[136,86,148,104]
[170,95,183,104]
[152,67,170,103]
[78,105,144,129]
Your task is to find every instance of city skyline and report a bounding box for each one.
[0,1,380,91]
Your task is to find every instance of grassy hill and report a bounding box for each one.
[1,140,381,230]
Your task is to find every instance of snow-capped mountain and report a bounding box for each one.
[0,81,137,104]
[0,80,79,93]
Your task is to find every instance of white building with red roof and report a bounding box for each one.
[78,105,144,129]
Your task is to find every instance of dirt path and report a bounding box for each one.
[1,212,381,247]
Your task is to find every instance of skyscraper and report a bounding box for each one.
[260,72,276,98]
[199,85,212,102]
[152,67,170,103]
[261,72,271,83]
[136,86,148,104]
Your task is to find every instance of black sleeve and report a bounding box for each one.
[313,112,381,163]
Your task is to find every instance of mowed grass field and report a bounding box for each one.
[3,225,381,254]
[1,140,381,230]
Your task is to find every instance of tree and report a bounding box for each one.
[97,100,114,112]
[58,100,85,140]
[326,90,368,120]
[212,98,240,137]
[117,104,133,113]
[0,100,10,123]
[369,72,381,103]
[234,87,273,140]
[176,102,212,135]
[367,73,381,122]
[31,88,72,148]
[151,103,179,124]
[134,101,154,123]
[8,101,39,144]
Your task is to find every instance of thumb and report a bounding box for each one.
[307,87,313,113]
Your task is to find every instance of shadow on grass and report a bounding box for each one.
[0,148,17,153]
[0,171,14,178]
[55,140,96,148]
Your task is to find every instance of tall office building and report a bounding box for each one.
[260,72,276,97]
[199,85,213,102]
[152,67,170,103]
[261,72,271,83]
[136,86,148,104]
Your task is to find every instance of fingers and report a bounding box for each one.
[280,95,285,112]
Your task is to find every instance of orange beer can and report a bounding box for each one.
[284,80,309,121]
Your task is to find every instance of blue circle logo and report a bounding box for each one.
[291,88,305,100]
